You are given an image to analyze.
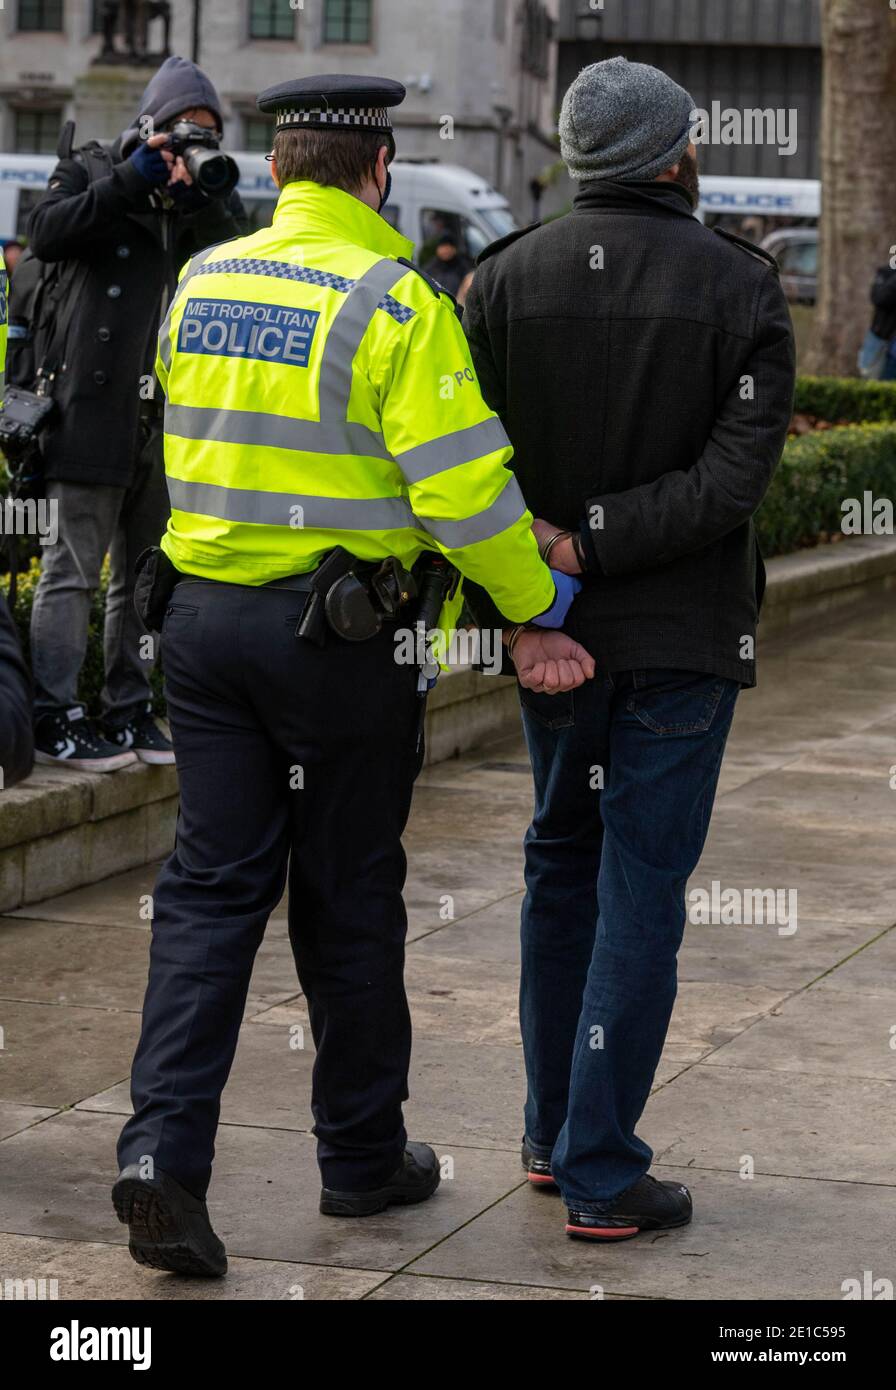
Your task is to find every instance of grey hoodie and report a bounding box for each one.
[120,54,224,157]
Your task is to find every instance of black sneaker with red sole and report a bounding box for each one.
[566,1174,693,1242]
[521,1139,558,1190]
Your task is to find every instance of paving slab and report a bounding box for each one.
[0,917,308,1020]
[702,984,896,1082]
[0,1101,58,1143]
[407,1166,895,1300]
[813,925,896,996]
[408,890,524,963]
[645,1062,896,1185]
[5,864,290,936]
[0,1001,139,1109]
[404,841,526,937]
[687,855,896,927]
[0,1232,387,1300]
[677,916,860,989]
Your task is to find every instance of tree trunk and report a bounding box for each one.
[805,0,896,376]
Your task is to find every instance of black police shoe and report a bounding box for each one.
[320,1141,440,1217]
[521,1139,557,1190]
[112,1166,227,1277]
[566,1174,693,1242]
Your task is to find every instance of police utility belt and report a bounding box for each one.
[133,544,447,646]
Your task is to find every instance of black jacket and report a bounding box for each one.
[0,600,34,788]
[870,266,896,341]
[463,180,796,686]
[25,145,247,487]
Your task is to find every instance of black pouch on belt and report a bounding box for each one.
[133,546,181,631]
[297,546,379,645]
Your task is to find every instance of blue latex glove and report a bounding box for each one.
[129,141,170,188]
[530,569,582,629]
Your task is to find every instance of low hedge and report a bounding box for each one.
[757,422,896,556]
[794,375,896,424]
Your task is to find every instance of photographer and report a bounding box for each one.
[24,55,246,772]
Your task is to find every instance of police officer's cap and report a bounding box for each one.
[257,75,406,134]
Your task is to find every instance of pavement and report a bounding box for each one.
[0,595,894,1301]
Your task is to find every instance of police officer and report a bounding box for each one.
[112,75,594,1276]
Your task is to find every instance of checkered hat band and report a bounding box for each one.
[276,106,391,129]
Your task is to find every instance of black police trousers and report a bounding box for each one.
[117,578,422,1196]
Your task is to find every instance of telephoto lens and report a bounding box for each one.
[166,120,239,198]
[185,145,239,197]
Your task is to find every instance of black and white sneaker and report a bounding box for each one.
[34,707,138,773]
[104,704,175,766]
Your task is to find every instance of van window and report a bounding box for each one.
[419,209,483,265]
[479,206,517,241]
[776,239,818,276]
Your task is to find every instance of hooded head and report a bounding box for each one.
[120,55,224,156]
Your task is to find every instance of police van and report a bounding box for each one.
[697,176,821,304]
[0,150,518,264]
[697,175,820,232]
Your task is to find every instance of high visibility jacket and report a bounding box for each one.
[156,180,555,625]
[0,269,7,403]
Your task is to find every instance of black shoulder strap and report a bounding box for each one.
[713,226,779,271]
[396,256,453,304]
[476,222,540,267]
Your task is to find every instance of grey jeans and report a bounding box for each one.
[30,423,170,725]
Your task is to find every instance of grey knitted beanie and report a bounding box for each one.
[559,56,695,183]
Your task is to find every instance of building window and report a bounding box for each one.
[90,0,105,32]
[15,108,63,152]
[323,0,372,45]
[244,115,274,151]
[521,0,552,79]
[249,0,297,41]
[18,0,64,30]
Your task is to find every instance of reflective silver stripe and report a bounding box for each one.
[318,257,409,421]
[165,403,391,460]
[0,370,5,398]
[158,245,221,375]
[416,474,528,550]
[394,416,511,485]
[166,475,417,532]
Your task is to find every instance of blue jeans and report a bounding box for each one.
[519,667,739,1211]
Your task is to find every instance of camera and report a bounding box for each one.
[0,385,56,462]
[165,120,239,199]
